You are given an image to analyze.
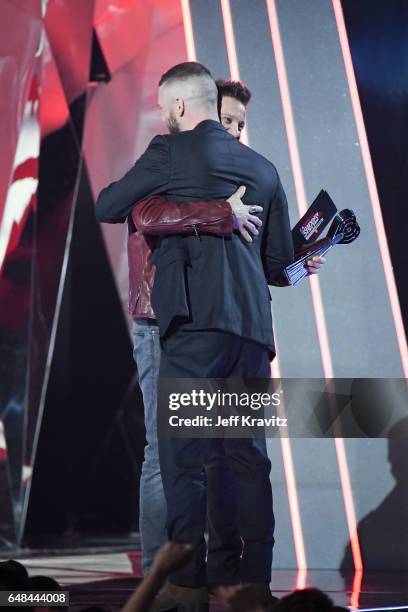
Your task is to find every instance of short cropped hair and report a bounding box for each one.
[216,79,252,108]
[159,62,213,87]
[159,62,218,111]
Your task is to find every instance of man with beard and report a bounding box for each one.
[96,63,324,609]
[129,80,323,608]
[126,82,265,586]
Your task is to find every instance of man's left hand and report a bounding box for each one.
[306,255,326,275]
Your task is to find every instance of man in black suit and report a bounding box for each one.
[96,62,296,607]
[96,63,292,347]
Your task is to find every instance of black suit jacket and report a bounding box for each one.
[96,120,294,354]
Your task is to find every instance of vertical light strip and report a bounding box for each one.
[219,0,249,145]
[218,0,307,576]
[350,569,363,610]
[265,0,363,574]
[279,433,308,584]
[180,0,197,61]
[265,0,333,375]
[221,0,306,588]
[272,355,308,584]
[220,0,240,80]
[334,440,363,569]
[332,0,408,379]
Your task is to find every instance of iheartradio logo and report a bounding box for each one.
[299,211,324,240]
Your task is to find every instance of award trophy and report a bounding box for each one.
[284,193,360,286]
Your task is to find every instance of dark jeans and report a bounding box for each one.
[158,329,275,587]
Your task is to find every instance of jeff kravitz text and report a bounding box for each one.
[168,414,288,428]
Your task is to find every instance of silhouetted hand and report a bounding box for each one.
[151,542,193,579]
[214,584,265,612]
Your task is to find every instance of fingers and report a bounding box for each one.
[248,205,263,214]
[233,203,263,242]
[306,256,326,275]
[243,220,259,236]
[307,256,326,268]
[236,216,260,242]
[235,185,246,198]
[247,214,262,227]
[239,227,253,243]
[310,255,326,264]
[306,263,319,274]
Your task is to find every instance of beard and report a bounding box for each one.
[165,111,181,134]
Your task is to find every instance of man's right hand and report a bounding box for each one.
[227,185,263,243]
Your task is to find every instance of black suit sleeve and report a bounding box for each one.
[95,135,170,223]
[262,173,294,286]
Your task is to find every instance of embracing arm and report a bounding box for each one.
[261,173,294,286]
[95,135,170,223]
[132,186,263,240]
[132,196,233,237]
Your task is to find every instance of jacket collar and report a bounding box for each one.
[194,119,228,133]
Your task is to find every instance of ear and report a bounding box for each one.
[175,96,185,117]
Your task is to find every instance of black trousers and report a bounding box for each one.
[158,330,275,587]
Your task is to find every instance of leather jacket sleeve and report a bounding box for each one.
[131,195,234,237]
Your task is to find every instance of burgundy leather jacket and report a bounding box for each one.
[128,196,233,318]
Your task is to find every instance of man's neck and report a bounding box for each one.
[182,111,220,131]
